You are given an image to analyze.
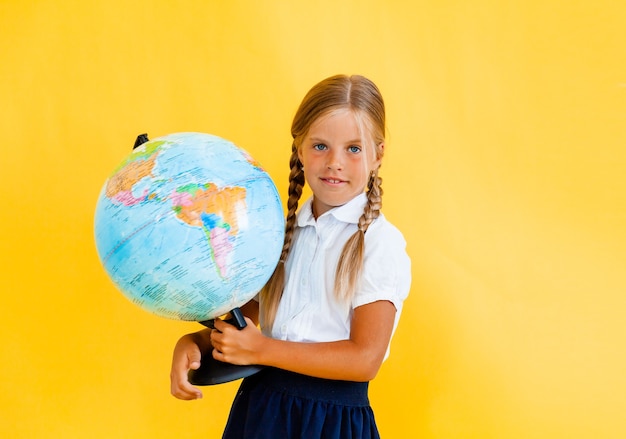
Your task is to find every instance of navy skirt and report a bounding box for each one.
[222,367,380,439]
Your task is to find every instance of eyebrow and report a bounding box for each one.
[308,137,362,144]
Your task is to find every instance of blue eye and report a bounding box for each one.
[314,144,327,151]
[348,145,361,153]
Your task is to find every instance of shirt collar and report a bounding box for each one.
[297,193,367,227]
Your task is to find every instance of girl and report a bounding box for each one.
[170,74,411,438]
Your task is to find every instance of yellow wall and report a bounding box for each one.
[1,1,625,437]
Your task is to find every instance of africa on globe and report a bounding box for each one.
[94,132,285,322]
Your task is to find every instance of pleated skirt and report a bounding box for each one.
[222,367,380,439]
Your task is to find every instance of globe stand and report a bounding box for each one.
[134,133,149,149]
[188,307,264,385]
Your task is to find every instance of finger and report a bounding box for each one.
[213,318,232,332]
[210,328,221,347]
[173,387,203,400]
[187,347,202,371]
[170,370,203,400]
[212,347,227,363]
[171,366,203,400]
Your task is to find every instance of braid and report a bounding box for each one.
[281,142,305,259]
[358,169,382,233]
[335,169,383,301]
[260,143,304,330]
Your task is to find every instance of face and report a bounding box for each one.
[298,109,382,218]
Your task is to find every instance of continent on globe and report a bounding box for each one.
[171,182,247,278]
[104,140,164,206]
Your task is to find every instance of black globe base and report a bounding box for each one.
[188,356,263,385]
[188,307,264,386]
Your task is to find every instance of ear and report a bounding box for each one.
[373,142,384,169]
[297,146,304,165]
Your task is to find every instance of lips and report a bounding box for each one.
[321,177,345,185]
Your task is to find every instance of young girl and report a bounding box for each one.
[170,74,411,438]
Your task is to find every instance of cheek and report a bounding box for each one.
[300,152,318,171]
[302,165,315,183]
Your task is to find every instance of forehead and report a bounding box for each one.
[308,108,361,137]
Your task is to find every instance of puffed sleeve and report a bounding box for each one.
[352,216,411,311]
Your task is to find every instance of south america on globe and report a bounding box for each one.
[94,132,285,322]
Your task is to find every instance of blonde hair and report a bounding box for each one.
[260,74,386,330]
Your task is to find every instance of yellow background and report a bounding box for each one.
[2,1,625,437]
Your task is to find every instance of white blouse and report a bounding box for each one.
[263,193,411,360]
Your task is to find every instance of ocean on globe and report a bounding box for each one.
[94,132,285,321]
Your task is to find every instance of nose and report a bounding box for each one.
[326,149,343,170]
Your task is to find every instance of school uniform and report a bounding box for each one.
[223,193,411,439]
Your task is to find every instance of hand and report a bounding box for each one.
[210,317,265,366]
[169,332,207,400]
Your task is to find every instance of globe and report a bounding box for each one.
[94,132,285,322]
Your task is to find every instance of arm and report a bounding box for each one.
[211,300,396,382]
[169,300,260,400]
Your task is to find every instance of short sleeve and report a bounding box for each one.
[352,218,411,311]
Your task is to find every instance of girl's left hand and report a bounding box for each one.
[210,317,265,365]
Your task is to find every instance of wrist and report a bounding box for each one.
[190,329,212,352]
[255,335,279,367]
